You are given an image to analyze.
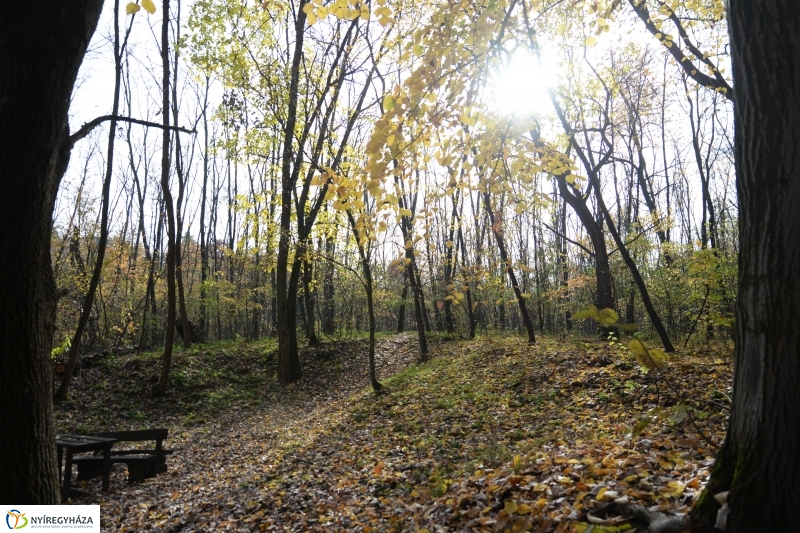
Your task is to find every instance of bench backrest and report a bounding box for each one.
[97,428,167,441]
[96,429,168,454]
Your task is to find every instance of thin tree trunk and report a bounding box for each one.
[198,75,210,342]
[154,0,178,397]
[55,0,128,402]
[171,0,190,349]
[482,192,536,343]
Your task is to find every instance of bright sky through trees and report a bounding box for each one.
[490,48,554,117]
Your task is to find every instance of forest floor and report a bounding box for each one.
[53,332,733,532]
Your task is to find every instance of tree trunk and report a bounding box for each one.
[397,269,408,332]
[198,75,211,343]
[556,175,615,319]
[153,0,178,398]
[0,0,104,504]
[483,193,536,343]
[276,0,307,385]
[303,254,319,345]
[322,233,336,336]
[56,0,126,402]
[690,2,800,530]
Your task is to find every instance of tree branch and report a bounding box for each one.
[69,115,197,147]
[542,220,596,257]
[627,0,733,101]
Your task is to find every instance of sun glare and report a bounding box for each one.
[490,49,554,117]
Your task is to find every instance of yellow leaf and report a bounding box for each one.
[597,308,619,327]
[126,2,141,14]
[555,22,566,35]
[141,0,156,14]
[628,338,668,370]
[307,10,318,24]
[517,503,532,514]
[504,501,518,514]
[586,36,597,46]
[384,94,395,112]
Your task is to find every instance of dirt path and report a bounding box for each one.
[56,334,423,532]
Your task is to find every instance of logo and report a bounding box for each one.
[5,510,27,530]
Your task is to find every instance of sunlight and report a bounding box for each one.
[490,49,555,117]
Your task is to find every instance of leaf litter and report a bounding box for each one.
[54,334,732,532]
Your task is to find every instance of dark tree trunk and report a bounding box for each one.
[0,0,104,504]
[322,234,336,336]
[483,193,536,343]
[691,2,800,530]
[397,269,408,332]
[153,0,178,398]
[556,175,615,319]
[276,0,307,385]
[345,211,382,391]
[198,76,211,343]
[458,221,477,339]
[303,254,319,345]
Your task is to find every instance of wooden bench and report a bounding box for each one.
[73,428,173,483]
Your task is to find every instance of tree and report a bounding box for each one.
[0,0,105,504]
[689,1,800,530]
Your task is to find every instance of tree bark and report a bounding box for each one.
[0,0,104,504]
[556,176,615,318]
[154,0,178,398]
[690,2,800,530]
[276,0,308,385]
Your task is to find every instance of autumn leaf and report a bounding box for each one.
[629,338,668,370]
[141,0,156,14]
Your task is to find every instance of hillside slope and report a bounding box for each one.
[54,334,731,532]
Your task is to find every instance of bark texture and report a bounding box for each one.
[691,1,800,530]
[0,0,104,503]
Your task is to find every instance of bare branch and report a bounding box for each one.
[69,115,197,147]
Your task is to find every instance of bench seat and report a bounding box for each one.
[72,428,172,483]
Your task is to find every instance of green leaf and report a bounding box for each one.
[571,305,599,321]
[384,94,395,112]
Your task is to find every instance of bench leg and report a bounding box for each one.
[61,451,73,503]
[127,459,158,482]
[76,461,104,480]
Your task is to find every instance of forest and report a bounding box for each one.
[53,0,735,388]
[1,0,798,531]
